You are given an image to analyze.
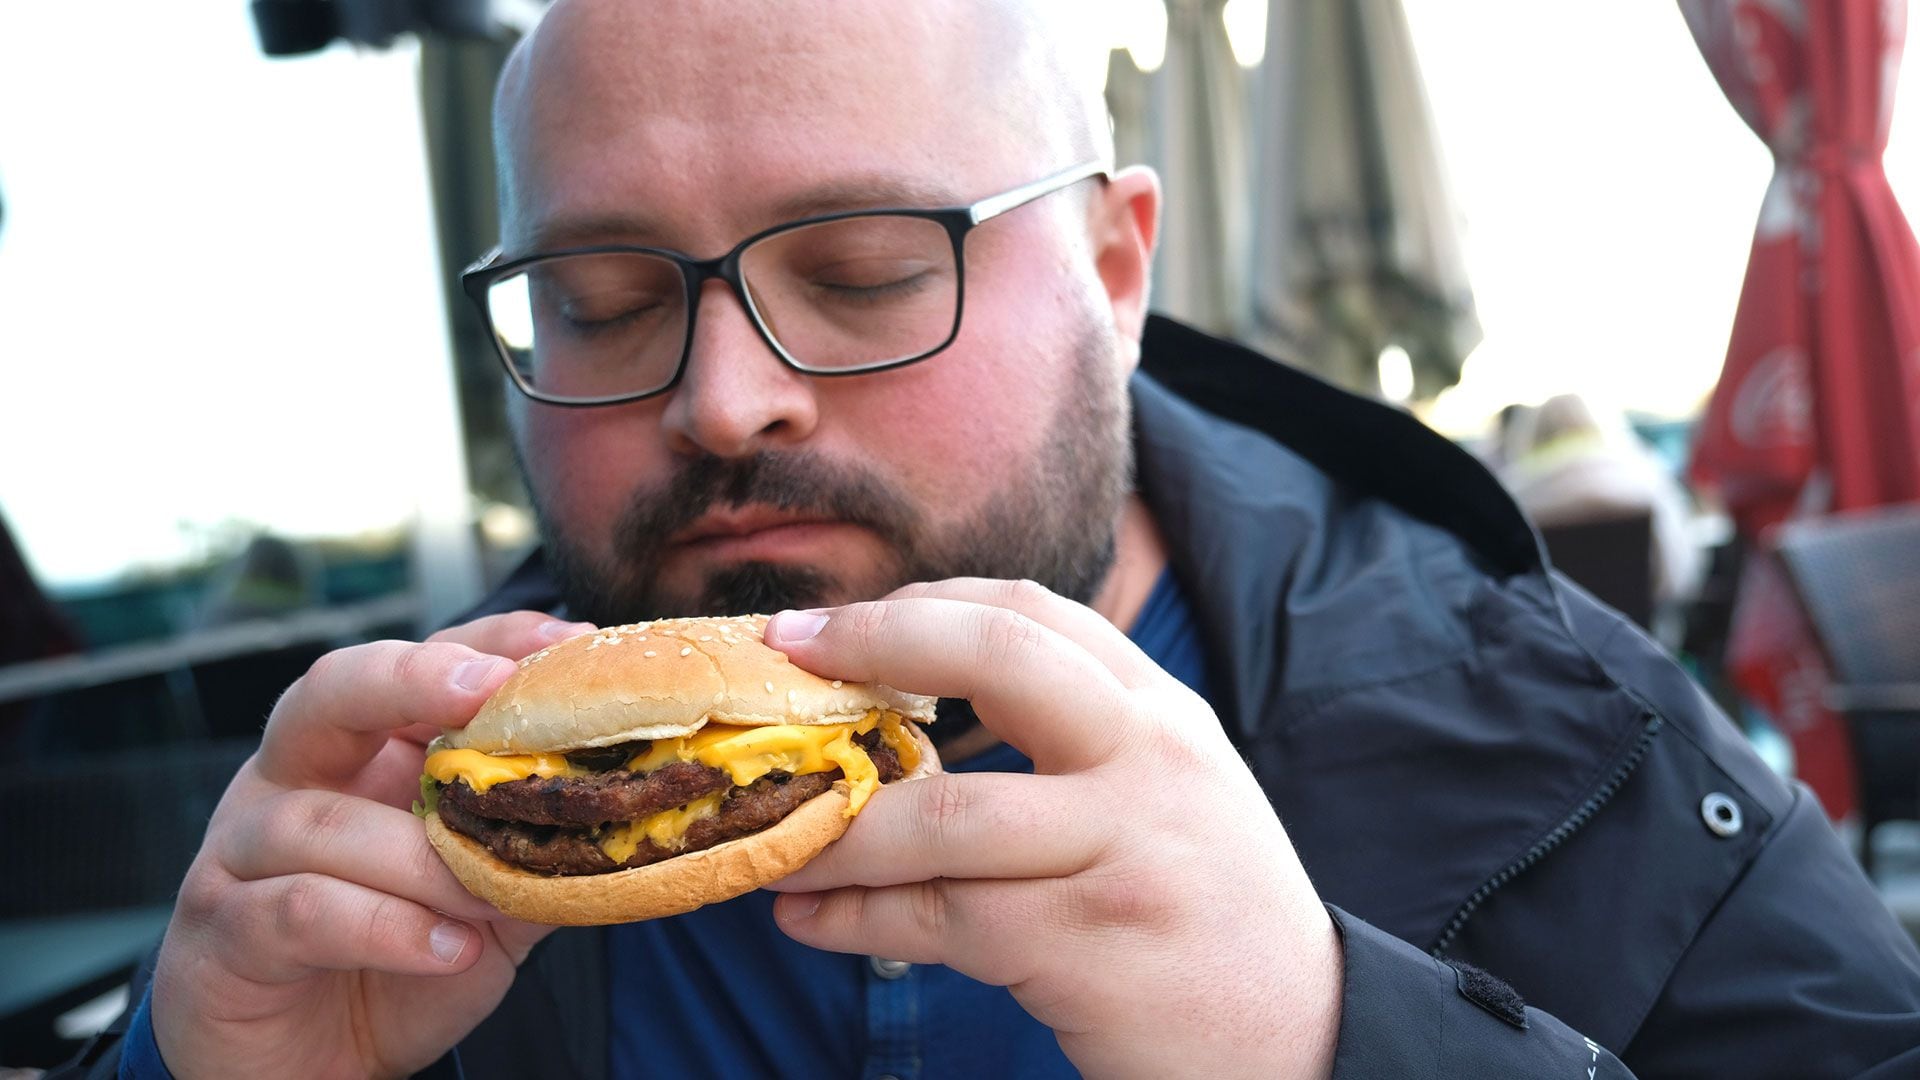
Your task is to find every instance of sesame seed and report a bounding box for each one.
[831,680,843,689]
[700,635,713,642]
[680,646,693,656]
[643,650,657,658]
[764,680,775,693]
[713,691,725,704]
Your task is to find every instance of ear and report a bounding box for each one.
[1088,165,1161,362]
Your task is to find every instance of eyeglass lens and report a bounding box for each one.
[486,214,958,401]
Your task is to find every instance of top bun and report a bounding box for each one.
[445,614,936,755]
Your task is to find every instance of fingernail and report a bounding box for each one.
[768,610,829,644]
[454,658,512,692]
[781,892,823,921]
[429,921,471,964]
[539,619,595,641]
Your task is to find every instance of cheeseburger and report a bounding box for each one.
[419,614,937,926]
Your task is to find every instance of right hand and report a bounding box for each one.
[149,611,595,1079]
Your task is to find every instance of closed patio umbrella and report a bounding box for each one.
[1246,0,1481,399]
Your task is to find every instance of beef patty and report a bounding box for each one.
[440,759,734,827]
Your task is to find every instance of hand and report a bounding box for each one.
[763,579,1342,1079]
[150,612,595,1079]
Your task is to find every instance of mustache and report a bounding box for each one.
[612,449,920,559]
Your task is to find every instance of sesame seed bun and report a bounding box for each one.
[441,614,937,755]
[425,723,940,925]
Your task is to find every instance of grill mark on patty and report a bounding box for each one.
[435,739,906,877]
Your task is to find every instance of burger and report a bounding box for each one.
[418,614,938,926]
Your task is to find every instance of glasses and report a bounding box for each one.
[461,159,1111,407]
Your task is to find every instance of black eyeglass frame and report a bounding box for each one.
[461,158,1113,407]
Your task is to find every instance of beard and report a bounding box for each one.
[524,316,1134,624]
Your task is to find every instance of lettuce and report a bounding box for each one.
[412,773,440,819]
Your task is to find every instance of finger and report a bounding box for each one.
[217,872,484,983]
[428,610,596,661]
[766,597,1134,772]
[773,878,1038,989]
[766,772,1106,892]
[339,736,438,808]
[217,790,500,923]
[887,578,1165,690]
[257,640,519,789]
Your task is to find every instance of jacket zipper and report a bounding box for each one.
[1429,712,1665,956]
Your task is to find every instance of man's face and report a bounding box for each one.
[500,0,1135,622]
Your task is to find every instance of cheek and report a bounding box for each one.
[850,320,1070,508]
[517,404,669,544]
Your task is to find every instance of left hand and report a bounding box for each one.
[762,578,1343,1079]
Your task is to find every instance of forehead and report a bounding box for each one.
[500,0,1028,252]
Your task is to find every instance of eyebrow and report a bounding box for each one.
[523,174,967,256]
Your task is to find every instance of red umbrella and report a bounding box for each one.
[1681,0,1920,819]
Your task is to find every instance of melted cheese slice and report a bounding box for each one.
[599,792,725,863]
[628,709,914,815]
[422,749,580,793]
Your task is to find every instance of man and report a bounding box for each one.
[59,0,1920,1076]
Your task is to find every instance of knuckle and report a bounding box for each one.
[388,641,439,688]
[977,608,1046,670]
[1003,578,1054,608]
[273,875,329,941]
[293,791,357,851]
[916,777,975,842]
[888,580,936,601]
[300,651,340,689]
[504,608,561,640]
[1141,712,1223,774]
[1072,863,1178,932]
[174,863,225,927]
[272,660,330,722]
[837,601,892,652]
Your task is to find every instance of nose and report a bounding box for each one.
[659,278,821,458]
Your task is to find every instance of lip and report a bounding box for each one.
[669,506,839,546]
[664,507,855,563]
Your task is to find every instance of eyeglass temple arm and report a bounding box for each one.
[967,158,1114,226]
[464,248,504,277]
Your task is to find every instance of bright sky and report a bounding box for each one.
[0,3,454,586]
[3,1,1918,587]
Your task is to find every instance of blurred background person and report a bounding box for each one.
[1498,393,1704,609]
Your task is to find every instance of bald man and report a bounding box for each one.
[57,2,1920,1078]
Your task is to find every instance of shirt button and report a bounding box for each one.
[869,955,912,979]
[1701,792,1743,837]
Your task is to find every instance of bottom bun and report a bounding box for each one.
[426,723,940,926]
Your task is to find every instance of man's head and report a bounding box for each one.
[491,0,1160,622]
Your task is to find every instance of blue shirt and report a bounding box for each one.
[120,569,1213,1080]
